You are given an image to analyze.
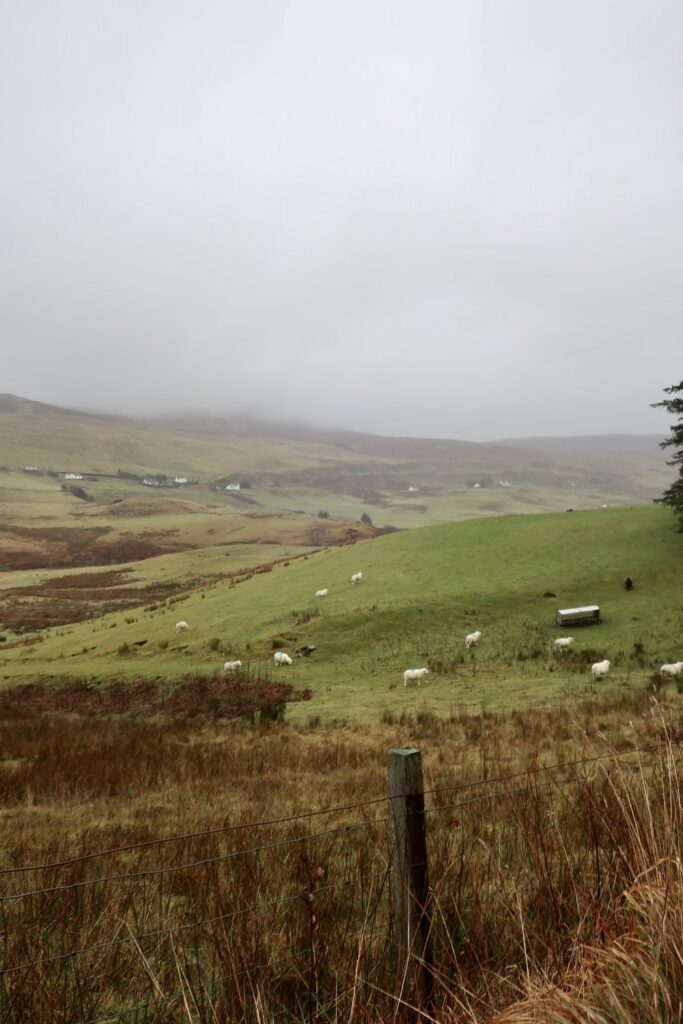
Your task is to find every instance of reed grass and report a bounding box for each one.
[0,684,681,1021]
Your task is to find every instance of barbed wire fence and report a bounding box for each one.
[0,741,678,1023]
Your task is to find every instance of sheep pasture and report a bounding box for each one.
[1,504,681,721]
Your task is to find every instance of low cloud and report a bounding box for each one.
[1,0,680,439]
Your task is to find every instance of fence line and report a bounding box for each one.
[0,817,393,905]
[425,774,580,818]
[427,755,667,816]
[5,752,665,941]
[0,794,397,878]
[1,742,677,1018]
[0,744,661,883]
[424,744,657,799]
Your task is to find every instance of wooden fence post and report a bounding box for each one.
[388,747,434,1016]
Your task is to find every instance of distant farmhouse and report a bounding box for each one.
[225,482,241,491]
[64,472,83,480]
[174,476,188,484]
[142,477,160,487]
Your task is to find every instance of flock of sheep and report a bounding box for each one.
[174,574,682,688]
[553,635,682,682]
[175,572,366,674]
[402,634,682,687]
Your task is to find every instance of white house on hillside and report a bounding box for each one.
[225,482,241,491]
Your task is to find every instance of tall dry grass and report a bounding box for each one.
[0,686,681,1022]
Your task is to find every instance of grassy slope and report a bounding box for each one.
[2,505,681,720]
[0,395,673,528]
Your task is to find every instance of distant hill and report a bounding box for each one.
[0,395,674,525]
[496,434,666,461]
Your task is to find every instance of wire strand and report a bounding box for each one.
[0,744,661,880]
[0,817,392,904]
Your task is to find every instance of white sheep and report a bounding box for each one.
[591,659,611,680]
[315,588,328,597]
[274,651,293,666]
[465,630,482,649]
[660,662,683,678]
[554,637,574,651]
[223,660,242,672]
[403,667,429,686]
[350,572,363,584]
[175,621,189,634]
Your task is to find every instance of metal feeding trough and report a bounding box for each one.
[555,605,601,627]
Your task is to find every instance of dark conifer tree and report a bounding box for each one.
[652,381,683,529]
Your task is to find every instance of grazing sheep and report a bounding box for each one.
[175,621,189,634]
[554,637,574,651]
[350,572,363,584]
[465,631,482,649]
[660,662,683,678]
[591,659,611,680]
[223,660,242,672]
[274,651,293,667]
[315,588,328,597]
[403,667,429,686]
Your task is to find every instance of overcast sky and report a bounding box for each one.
[1,1,681,440]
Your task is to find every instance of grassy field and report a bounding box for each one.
[2,504,681,721]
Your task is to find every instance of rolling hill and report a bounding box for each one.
[0,395,674,528]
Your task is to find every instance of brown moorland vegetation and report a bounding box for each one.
[0,683,681,1022]
[0,525,186,571]
[0,548,319,632]
[0,673,311,719]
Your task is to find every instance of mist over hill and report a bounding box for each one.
[496,434,667,462]
[0,394,674,526]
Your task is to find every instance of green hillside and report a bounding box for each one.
[2,505,680,720]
